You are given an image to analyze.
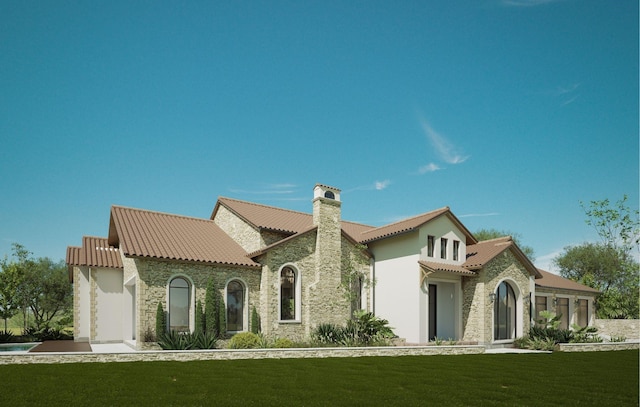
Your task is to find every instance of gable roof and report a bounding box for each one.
[359,207,477,245]
[464,236,542,278]
[212,196,375,241]
[418,260,476,276]
[535,269,600,294]
[66,236,123,281]
[108,205,259,268]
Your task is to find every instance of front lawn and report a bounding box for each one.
[0,350,637,406]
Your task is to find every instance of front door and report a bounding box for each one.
[429,284,437,341]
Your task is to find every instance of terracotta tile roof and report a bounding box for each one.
[360,207,477,244]
[108,206,260,268]
[418,260,477,276]
[464,236,541,278]
[66,236,123,269]
[535,269,600,294]
[212,196,375,241]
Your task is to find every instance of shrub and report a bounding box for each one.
[347,310,395,346]
[155,302,166,338]
[157,330,193,350]
[528,337,557,351]
[192,331,218,350]
[251,306,260,334]
[195,300,205,335]
[272,338,294,348]
[143,326,155,342]
[512,336,530,349]
[312,323,345,345]
[227,332,261,349]
[23,327,72,341]
[610,335,627,342]
[570,325,602,343]
[0,330,15,343]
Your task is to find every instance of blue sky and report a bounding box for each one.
[1,0,637,273]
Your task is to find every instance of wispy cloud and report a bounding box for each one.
[229,183,297,195]
[345,180,392,193]
[501,0,564,6]
[420,119,469,165]
[418,163,441,174]
[458,212,500,218]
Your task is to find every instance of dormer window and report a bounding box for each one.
[440,238,448,259]
[453,240,460,261]
[427,235,435,257]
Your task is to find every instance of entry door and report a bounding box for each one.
[429,284,437,341]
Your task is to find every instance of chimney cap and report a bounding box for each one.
[314,184,341,201]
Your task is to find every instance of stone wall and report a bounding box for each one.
[558,341,640,352]
[594,319,640,339]
[461,250,532,344]
[0,345,486,365]
[133,258,261,347]
[212,205,262,253]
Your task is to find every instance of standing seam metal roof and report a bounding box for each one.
[109,206,260,267]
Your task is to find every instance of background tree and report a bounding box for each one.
[554,196,639,319]
[0,244,31,332]
[474,228,535,261]
[22,257,72,329]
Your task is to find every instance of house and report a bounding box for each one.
[66,184,598,349]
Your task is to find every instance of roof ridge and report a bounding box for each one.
[361,206,450,235]
[112,205,213,223]
[218,196,312,217]
[472,235,512,244]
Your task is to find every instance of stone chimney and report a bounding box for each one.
[313,184,341,229]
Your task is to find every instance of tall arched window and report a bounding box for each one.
[280,267,296,320]
[226,280,245,332]
[169,277,190,332]
[494,281,516,341]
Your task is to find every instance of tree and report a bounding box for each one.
[22,257,72,329]
[474,228,535,260]
[205,278,225,337]
[555,196,640,319]
[0,244,31,332]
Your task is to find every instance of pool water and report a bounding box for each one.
[0,343,38,352]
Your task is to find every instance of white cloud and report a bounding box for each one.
[375,180,391,190]
[418,163,441,174]
[420,119,469,165]
[536,249,564,274]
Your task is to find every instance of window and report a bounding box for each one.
[556,297,570,330]
[576,299,588,327]
[280,267,297,320]
[226,280,245,332]
[427,236,435,257]
[453,240,460,261]
[494,281,516,340]
[169,277,190,332]
[535,296,548,327]
[440,238,448,259]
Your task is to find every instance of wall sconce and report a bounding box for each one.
[489,292,496,303]
[552,297,558,306]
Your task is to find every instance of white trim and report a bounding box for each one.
[277,264,301,322]
[224,277,249,333]
[166,274,195,333]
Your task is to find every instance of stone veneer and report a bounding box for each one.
[594,319,640,339]
[0,345,485,365]
[130,257,260,347]
[461,250,532,344]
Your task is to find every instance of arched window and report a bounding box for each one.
[494,281,516,341]
[226,280,245,332]
[169,277,190,332]
[280,267,297,320]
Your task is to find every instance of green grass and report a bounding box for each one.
[0,350,637,406]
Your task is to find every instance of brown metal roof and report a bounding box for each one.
[109,206,260,268]
[360,207,455,243]
[535,269,600,294]
[464,236,541,278]
[212,196,375,241]
[66,237,123,269]
[418,260,477,276]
